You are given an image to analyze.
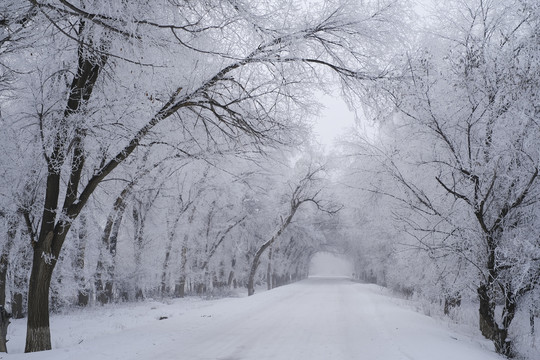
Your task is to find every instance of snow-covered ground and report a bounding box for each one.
[4,278,502,360]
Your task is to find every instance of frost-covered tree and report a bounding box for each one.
[247,154,341,296]
[1,0,406,351]
[346,0,540,356]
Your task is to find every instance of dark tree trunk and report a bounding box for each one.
[478,285,496,341]
[248,239,272,296]
[11,293,24,319]
[477,284,515,358]
[476,232,516,357]
[497,292,516,357]
[0,253,8,309]
[25,253,56,352]
[77,291,89,308]
[530,308,535,336]
[529,308,535,336]
[248,209,297,296]
[443,292,461,316]
[267,243,273,290]
[0,306,11,353]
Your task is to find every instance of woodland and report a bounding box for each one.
[0,0,539,358]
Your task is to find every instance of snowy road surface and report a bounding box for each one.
[9,277,501,360]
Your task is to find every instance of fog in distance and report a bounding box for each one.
[309,252,354,277]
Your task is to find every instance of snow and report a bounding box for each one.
[5,278,502,360]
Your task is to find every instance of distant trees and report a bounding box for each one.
[247,158,341,296]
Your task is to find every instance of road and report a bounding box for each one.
[15,277,501,360]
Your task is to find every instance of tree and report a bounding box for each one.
[247,158,340,296]
[160,188,194,297]
[0,0,406,351]
[349,0,540,356]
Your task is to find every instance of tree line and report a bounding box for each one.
[2,0,539,358]
[0,0,403,353]
[337,0,540,358]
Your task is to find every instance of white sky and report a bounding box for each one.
[313,94,356,149]
[311,0,434,150]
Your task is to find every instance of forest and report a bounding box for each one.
[0,0,539,358]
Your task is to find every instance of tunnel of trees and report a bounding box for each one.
[0,0,539,358]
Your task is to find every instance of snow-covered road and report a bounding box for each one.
[9,277,501,360]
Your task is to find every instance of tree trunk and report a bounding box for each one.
[102,214,123,303]
[443,292,461,316]
[174,278,186,298]
[497,292,516,357]
[248,206,298,296]
[175,237,188,298]
[0,306,11,353]
[25,254,55,352]
[248,239,272,296]
[267,243,273,290]
[11,293,24,319]
[161,217,178,297]
[227,270,235,288]
[478,285,496,334]
[477,284,515,357]
[530,308,535,336]
[74,214,89,306]
[100,209,124,304]
[0,254,9,309]
[11,233,31,319]
[160,241,172,296]
[25,170,76,351]
[95,185,132,305]
[0,216,18,307]
[132,205,145,301]
[77,291,89,308]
